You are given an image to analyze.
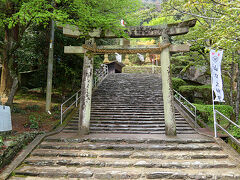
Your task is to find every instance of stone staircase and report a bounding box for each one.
[64,73,196,134]
[10,73,240,179]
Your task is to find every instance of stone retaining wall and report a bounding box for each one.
[0,132,39,170]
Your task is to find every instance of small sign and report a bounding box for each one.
[0,105,12,132]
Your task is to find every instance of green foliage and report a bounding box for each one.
[143,16,178,26]
[179,85,212,104]
[195,104,233,127]
[25,105,40,112]
[28,115,39,129]
[12,105,27,114]
[0,136,3,147]
[0,0,141,103]
[51,105,60,112]
[12,106,22,113]
[231,126,240,139]
[0,132,40,169]
[172,78,187,91]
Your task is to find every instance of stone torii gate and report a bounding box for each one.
[62,19,196,136]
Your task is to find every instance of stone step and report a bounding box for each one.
[90,115,183,118]
[90,112,180,116]
[90,127,193,131]
[92,102,164,104]
[63,127,194,132]
[89,120,189,125]
[92,95,163,98]
[91,103,164,106]
[38,142,221,151]
[12,166,240,179]
[68,124,191,128]
[89,117,185,121]
[91,106,165,109]
[31,149,228,160]
[89,130,197,134]
[23,156,237,169]
[90,109,166,113]
[44,137,215,144]
[92,98,163,101]
[91,108,165,111]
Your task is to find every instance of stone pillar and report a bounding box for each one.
[79,38,94,134]
[120,38,130,61]
[160,32,176,136]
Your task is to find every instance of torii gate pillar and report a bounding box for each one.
[160,32,176,136]
[78,38,94,134]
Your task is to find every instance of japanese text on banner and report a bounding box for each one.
[210,49,224,102]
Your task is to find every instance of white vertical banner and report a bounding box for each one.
[210,49,224,102]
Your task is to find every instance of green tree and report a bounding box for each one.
[0,0,141,105]
[160,0,240,122]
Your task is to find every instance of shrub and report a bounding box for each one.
[231,125,240,138]
[51,105,60,112]
[172,78,187,91]
[25,115,40,129]
[12,106,22,113]
[25,105,40,111]
[195,104,233,129]
[179,85,212,104]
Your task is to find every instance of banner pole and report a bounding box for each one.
[212,89,217,138]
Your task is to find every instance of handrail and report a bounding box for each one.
[60,90,81,124]
[60,64,108,124]
[173,90,197,127]
[215,110,240,145]
[93,64,108,88]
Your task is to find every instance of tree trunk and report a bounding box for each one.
[0,54,13,99]
[0,22,20,105]
[230,62,234,107]
[235,62,240,123]
[6,77,18,106]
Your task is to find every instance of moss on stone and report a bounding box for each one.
[172,78,187,91]
[179,84,212,104]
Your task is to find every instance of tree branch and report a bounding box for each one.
[171,5,220,20]
[210,0,227,6]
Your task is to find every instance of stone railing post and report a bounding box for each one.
[78,38,94,134]
[160,32,176,136]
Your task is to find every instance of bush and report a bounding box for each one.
[231,125,240,138]
[24,115,40,129]
[51,105,60,112]
[179,85,212,104]
[25,105,40,111]
[12,106,22,113]
[172,78,187,91]
[195,104,233,128]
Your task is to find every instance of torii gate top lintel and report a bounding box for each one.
[63,19,197,38]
